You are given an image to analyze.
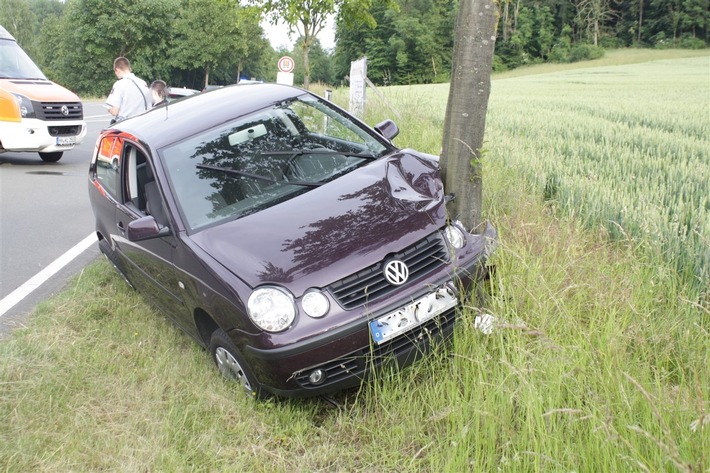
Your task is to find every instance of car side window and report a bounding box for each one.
[122,145,149,213]
[95,136,123,198]
[121,143,167,224]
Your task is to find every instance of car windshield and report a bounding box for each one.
[160,93,391,231]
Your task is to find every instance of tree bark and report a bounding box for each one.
[638,0,644,44]
[440,0,499,233]
[302,40,311,89]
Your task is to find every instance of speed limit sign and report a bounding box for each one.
[278,56,295,73]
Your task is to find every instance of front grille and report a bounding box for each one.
[295,306,457,389]
[35,102,83,120]
[328,231,449,309]
[48,125,82,137]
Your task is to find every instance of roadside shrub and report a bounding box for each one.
[678,35,707,49]
[568,44,605,62]
[492,54,509,72]
[600,36,625,48]
[494,42,528,69]
[653,33,673,49]
[548,44,570,63]
[654,33,707,49]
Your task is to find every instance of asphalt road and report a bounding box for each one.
[0,102,111,336]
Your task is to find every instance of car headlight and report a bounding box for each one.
[247,287,296,332]
[12,93,35,118]
[443,222,466,249]
[302,290,329,318]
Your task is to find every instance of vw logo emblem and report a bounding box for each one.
[60,105,69,116]
[383,260,409,286]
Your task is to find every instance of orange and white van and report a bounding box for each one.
[0,25,86,162]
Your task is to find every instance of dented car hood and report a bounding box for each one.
[190,151,448,293]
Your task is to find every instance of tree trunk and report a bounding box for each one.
[302,40,311,89]
[440,0,499,233]
[638,0,644,44]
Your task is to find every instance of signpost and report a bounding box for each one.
[276,56,295,86]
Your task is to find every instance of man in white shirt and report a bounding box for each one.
[106,57,152,123]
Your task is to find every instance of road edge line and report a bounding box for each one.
[0,233,96,318]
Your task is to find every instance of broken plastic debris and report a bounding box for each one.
[474,313,495,335]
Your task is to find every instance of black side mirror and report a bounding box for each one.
[127,216,170,241]
[374,119,399,141]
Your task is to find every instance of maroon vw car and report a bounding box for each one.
[88,83,496,398]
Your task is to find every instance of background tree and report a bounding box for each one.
[0,0,37,55]
[171,0,244,88]
[291,38,335,85]
[3,0,707,96]
[230,6,273,83]
[439,0,499,232]
[334,0,455,85]
[333,2,390,84]
[24,0,66,70]
[44,0,176,97]
[258,0,339,89]
[575,0,618,46]
[257,0,394,88]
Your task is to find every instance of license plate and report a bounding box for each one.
[56,136,76,146]
[368,285,458,345]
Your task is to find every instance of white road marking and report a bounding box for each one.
[84,114,112,123]
[0,233,96,318]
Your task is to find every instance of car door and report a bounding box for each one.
[111,140,189,326]
[91,134,122,269]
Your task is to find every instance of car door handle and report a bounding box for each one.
[117,221,125,233]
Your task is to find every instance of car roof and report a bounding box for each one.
[115,83,309,150]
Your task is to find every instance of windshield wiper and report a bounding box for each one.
[196,164,322,187]
[265,148,377,160]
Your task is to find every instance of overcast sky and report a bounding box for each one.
[260,16,336,51]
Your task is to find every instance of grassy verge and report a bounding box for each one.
[1,51,708,472]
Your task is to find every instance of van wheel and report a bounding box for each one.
[39,152,63,162]
[209,329,265,400]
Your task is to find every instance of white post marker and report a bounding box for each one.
[349,57,367,118]
[276,56,295,86]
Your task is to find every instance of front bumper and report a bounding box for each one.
[0,118,87,153]
[240,222,496,397]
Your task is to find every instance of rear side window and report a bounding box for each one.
[95,136,123,198]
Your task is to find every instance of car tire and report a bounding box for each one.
[209,328,264,399]
[39,151,63,162]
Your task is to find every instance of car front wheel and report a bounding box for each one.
[209,329,263,399]
[39,151,63,162]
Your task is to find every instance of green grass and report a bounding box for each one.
[1,50,708,472]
